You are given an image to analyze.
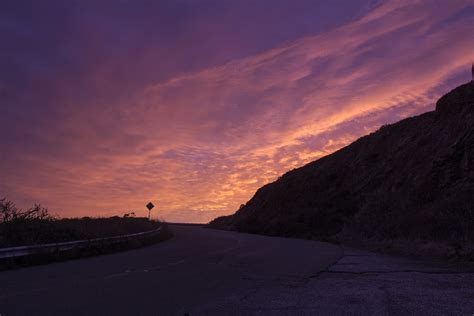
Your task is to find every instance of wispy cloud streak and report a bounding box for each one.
[1,0,473,222]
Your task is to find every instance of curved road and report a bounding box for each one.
[1,225,473,315]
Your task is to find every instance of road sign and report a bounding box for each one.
[146,202,155,220]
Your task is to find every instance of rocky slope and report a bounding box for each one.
[210,82,474,258]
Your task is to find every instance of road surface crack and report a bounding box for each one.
[323,270,474,275]
[309,251,474,278]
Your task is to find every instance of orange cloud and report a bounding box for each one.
[2,0,473,223]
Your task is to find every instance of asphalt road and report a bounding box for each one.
[1,225,473,315]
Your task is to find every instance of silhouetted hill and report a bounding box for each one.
[210,82,474,258]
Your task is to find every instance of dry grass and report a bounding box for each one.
[0,198,162,248]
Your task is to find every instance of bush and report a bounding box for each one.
[0,198,162,248]
[1,198,52,223]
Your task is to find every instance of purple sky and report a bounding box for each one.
[1,0,473,222]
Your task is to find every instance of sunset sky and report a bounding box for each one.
[1,0,473,222]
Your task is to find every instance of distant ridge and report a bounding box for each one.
[210,82,474,258]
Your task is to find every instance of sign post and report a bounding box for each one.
[146,202,155,220]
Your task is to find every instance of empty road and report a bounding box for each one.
[1,225,474,315]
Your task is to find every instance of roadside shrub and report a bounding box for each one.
[0,198,162,248]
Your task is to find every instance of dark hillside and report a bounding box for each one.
[210,82,474,258]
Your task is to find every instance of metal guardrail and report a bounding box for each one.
[0,226,162,259]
